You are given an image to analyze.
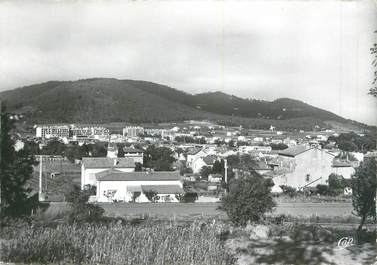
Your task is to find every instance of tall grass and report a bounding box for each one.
[1,220,234,265]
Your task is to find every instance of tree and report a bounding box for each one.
[42,139,66,155]
[117,143,125,157]
[135,162,143,172]
[328,173,345,196]
[370,40,377,97]
[212,159,224,175]
[87,142,107,157]
[144,145,176,171]
[200,166,212,180]
[270,143,288,150]
[0,107,38,217]
[351,158,376,231]
[220,173,276,226]
[65,185,104,223]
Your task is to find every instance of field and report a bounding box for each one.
[102,202,355,219]
[44,201,357,221]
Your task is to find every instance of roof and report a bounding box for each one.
[97,171,181,181]
[278,145,311,157]
[249,160,271,170]
[365,151,377,158]
[141,185,184,194]
[95,169,124,179]
[332,159,358,168]
[187,148,202,155]
[127,186,142,192]
[82,157,135,168]
[202,155,217,165]
[123,147,144,153]
[34,161,81,173]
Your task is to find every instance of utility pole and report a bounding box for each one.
[39,155,43,201]
[224,158,228,184]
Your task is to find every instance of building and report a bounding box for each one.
[123,147,144,164]
[272,145,335,190]
[186,148,207,167]
[71,125,109,139]
[192,155,217,174]
[123,126,144,137]
[81,157,136,188]
[35,125,70,139]
[238,145,272,154]
[35,124,109,140]
[331,159,358,179]
[95,170,183,202]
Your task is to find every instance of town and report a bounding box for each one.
[19,121,374,204]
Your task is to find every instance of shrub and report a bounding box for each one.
[179,192,198,203]
[315,184,330,196]
[279,185,297,198]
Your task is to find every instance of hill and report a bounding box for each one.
[0,78,372,131]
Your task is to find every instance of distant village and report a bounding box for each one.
[18,120,375,203]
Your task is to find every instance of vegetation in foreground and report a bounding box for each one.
[1,216,376,265]
[0,219,234,265]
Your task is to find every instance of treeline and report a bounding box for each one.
[327,132,376,153]
[175,136,206,144]
[24,139,108,162]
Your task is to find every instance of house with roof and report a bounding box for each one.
[186,148,207,167]
[272,145,335,190]
[192,155,217,174]
[122,147,144,164]
[95,170,183,202]
[331,159,358,179]
[81,157,136,189]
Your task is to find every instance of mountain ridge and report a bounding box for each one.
[0,78,372,131]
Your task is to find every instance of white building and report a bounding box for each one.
[71,125,109,139]
[123,126,144,137]
[272,145,335,190]
[81,157,136,188]
[192,155,217,174]
[95,170,183,202]
[36,125,70,139]
[186,148,207,167]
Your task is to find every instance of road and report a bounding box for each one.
[99,202,354,219]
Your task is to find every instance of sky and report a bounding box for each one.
[1,0,376,125]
